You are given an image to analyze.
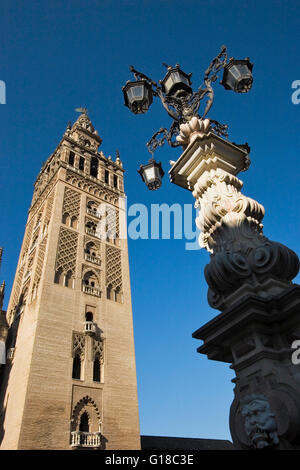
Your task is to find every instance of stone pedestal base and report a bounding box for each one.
[193,285,300,449]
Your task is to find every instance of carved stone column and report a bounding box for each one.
[170,117,300,450]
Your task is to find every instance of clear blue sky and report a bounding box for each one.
[0,0,299,441]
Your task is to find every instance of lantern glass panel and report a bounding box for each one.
[224,74,235,91]
[237,64,250,75]
[221,58,253,93]
[162,68,191,95]
[164,76,174,93]
[144,165,156,183]
[127,85,144,103]
[138,160,164,190]
[123,80,153,114]
[174,71,190,87]
[131,85,144,99]
[229,65,241,79]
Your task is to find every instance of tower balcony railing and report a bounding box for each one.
[86,227,96,236]
[82,285,101,297]
[85,228,103,240]
[86,207,101,219]
[84,321,96,335]
[71,431,101,448]
[85,253,101,265]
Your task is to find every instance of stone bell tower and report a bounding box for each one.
[0,111,140,450]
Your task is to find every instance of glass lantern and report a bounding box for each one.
[122,79,153,114]
[160,65,192,97]
[221,58,253,93]
[138,159,164,190]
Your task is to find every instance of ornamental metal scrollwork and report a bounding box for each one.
[128,45,230,156]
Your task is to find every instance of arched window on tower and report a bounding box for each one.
[106,284,112,300]
[62,212,71,226]
[90,157,98,178]
[69,151,75,166]
[79,412,89,432]
[54,267,64,285]
[113,174,118,189]
[85,312,93,322]
[79,156,85,171]
[72,354,81,380]
[70,216,78,229]
[87,200,98,216]
[84,241,101,265]
[85,221,97,236]
[65,270,73,288]
[115,287,122,303]
[82,271,101,297]
[93,355,101,382]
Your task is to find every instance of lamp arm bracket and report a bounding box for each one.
[129,65,158,88]
[210,119,229,139]
[146,121,181,155]
[194,45,228,118]
[203,45,228,82]
[156,88,180,121]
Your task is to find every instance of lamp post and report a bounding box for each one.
[122,46,300,450]
[122,45,253,188]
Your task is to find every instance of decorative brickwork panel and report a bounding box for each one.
[9,218,35,317]
[56,227,78,275]
[70,395,102,434]
[10,267,24,322]
[45,189,55,223]
[106,205,119,239]
[65,170,119,206]
[62,187,81,218]
[34,236,47,284]
[23,220,35,254]
[31,173,57,211]
[72,332,85,359]
[93,338,104,363]
[106,246,122,290]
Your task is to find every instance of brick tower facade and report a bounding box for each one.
[0,111,140,450]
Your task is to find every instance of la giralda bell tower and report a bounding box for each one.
[0,111,140,450]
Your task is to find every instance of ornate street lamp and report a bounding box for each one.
[121,44,300,453]
[122,45,253,190]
